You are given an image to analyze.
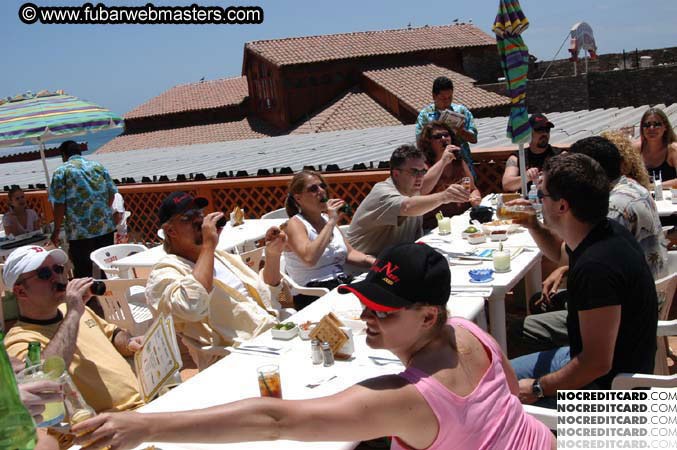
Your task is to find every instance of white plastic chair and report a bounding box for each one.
[261,208,288,219]
[238,247,265,271]
[97,278,153,336]
[90,244,149,279]
[654,251,677,375]
[279,255,330,298]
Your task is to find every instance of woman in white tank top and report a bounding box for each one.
[2,187,40,236]
[283,171,376,309]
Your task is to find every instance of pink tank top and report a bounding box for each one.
[391,318,552,450]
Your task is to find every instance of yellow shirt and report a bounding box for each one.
[4,305,143,413]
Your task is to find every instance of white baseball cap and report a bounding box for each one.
[2,246,68,290]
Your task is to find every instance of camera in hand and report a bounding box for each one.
[216,214,228,228]
[91,281,106,296]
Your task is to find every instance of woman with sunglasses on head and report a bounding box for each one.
[417,121,481,230]
[283,170,375,310]
[73,243,554,450]
[3,187,41,237]
[633,107,677,188]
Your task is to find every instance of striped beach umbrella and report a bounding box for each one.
[0,91,122,185]
[493,0,531,194]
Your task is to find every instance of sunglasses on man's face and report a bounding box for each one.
[177,209,204,223]
[396,168,428,177]
[20,264,65,284]
[305,183,327,193]
[642,121,664,129]
[431,132,450,140]
[536,189,553,200]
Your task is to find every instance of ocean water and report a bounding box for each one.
[0,127,124,158]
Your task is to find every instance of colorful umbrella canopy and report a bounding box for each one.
[0,91,122,185]
[493,0,531,194]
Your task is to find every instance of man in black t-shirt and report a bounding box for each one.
[510,153,657,408]
[502,113,563,192]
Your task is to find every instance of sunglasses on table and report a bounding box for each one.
[20,265,65,284]
[431,132,450,140]
[305,183,327,193]
[642,121,664,129]
[395,168,428,177]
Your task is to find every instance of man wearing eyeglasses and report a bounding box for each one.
[3,245,144,413]
[346,145,470,256]
[509,153,657,408]
[145,192,290,370]
[502,113,563,192]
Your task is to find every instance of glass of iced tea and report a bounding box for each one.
[257,364,282,399]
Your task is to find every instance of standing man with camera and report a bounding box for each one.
[415,76,478,179]
[48,141,118,278]
[2,245,143,413]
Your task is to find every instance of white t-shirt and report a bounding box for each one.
[112,193,127,234]
[283,213,348,286]
[2,209,39,235]
[214,258,250,299]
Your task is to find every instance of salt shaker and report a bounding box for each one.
[321,342,334,367]
[311,339,323,365]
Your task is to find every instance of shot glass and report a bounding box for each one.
[461,177,472,192]
[257,364,282,399]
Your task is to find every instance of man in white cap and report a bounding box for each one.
[2,245,144,413]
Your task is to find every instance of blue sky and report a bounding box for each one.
[2,0,676,116]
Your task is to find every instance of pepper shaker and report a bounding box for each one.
[321,342,334,367]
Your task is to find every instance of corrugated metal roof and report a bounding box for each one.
[1,104,675,188]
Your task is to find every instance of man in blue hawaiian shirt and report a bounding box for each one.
[48,141,118,278]
[415,76,478,179]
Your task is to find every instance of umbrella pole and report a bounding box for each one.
[518,142,528,197]
[38,139,50,187]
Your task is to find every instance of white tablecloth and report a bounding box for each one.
[127,289,486,450]
[112,219,285,274]
[655,190,677,217]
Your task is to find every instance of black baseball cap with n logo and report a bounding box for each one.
[338,243,450,312]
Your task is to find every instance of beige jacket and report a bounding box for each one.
[145,249,289,369]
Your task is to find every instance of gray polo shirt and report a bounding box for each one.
[346,177,423,256]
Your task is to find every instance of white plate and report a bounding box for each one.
[448,258,482,265]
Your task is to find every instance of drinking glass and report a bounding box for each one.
[16,363,66,428]
[257,364,282,398]
[461,177,472,192]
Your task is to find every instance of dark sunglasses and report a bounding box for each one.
[362,305,398,319]
[642,121,664,129]
[537,189,553,200]
[20,265,65,284]
[396,168,428,177]
[533,127,551,133]
[431,132,450,140]
[177,209,204,222]
[305,183,327,193]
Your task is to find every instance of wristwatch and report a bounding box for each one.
[532,378,545,399]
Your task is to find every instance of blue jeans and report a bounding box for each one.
[510,347,571,409]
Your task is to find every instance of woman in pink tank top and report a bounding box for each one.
[73,244,554,450]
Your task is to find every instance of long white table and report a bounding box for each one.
[419,211,542,353]
[655,189,677,217]
[126,289,486,450]
[112,219,285,275]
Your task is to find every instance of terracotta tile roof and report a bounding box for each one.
[362,63,510,112]
[96,117,280,153]
[290,87,402,134]
[246,23,495,67]
[124,76,249,120]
